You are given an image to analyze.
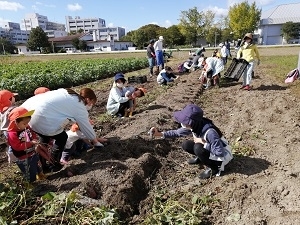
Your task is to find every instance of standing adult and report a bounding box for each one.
[237,33,260,91]
[225,40,232,58]
[146,39,156,77]
[153,36,164,71]
[21,88,104,166]
[106,73,133,117]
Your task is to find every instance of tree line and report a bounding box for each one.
[1,1,300,54]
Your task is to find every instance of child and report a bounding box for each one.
[7,107,46,182]
[61,120,107,164]
[34,87,50,95]
[236,33,260,91]
[157,66,178,86]
[0,90,18,163]
[149,104,233,179]
[125,87,146,117]
[200,57,224,89]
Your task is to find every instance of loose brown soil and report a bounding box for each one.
[2,46,300,224]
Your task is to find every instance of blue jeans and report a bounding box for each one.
[148,57,155,75]
[16,153,41,182]
[155,50,164,68]
[243,61,254,85]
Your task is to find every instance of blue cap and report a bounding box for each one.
[114,73,126,82]
[173,104,203,125]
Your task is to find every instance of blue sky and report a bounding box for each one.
[0,0,299,32]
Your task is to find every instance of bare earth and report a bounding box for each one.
[1,46,300,224]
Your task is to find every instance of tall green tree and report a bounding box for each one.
[228,1,261,39]
[179,7,215,45]
[72,37,80,50]
[78,40,87,51]
[163,25,185,47]
[0,38,16,54]
[131,29,147,49]
[27,26,49,53]
[281,22,300,43]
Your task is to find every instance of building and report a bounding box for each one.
[0,27,30,44]
[92,27,125,41]
[21,13,48,31]
[45,30,68,38]
[65,16,106,33]
[48,32,133,52]
[65,16,125,41]
[257,3,300,45]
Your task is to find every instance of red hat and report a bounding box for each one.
[34,87,50,95]
[8,107,34,131]
[0,90,18,112]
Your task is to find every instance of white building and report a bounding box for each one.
[21,13,66,31]
[257,3,300,45]
[45,30,68,38]
[65,16,106,33]
[0,27,29,44]
[92,27,125,41]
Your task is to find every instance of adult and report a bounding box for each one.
[106,73,132,117]
[21,88,103,165]
[150,104,233,179]
[153,36,164,71]
[236,33,260,91]
[219,43,228,65]
[147,39,156,77]
[156,66,178,86]
[201,56,224,88]
[225,40,232,58]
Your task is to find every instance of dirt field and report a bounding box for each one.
[1,46,300,224]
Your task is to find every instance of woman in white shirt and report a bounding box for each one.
[22,88,103,166]
[106,73,133,117]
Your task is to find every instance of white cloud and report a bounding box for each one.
[205,6,228,17]
[0,1,24,11]
[107,22,114,27]
[32,5,39,11]
[227,0,274,7]
[164,20,172,28]
[35,1,42,5]
[67,3,82,11]
[149,21,158,25]
[0,17,10,27]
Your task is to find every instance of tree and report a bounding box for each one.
[163,25,185,47]
[72,37,80,50]
[0,38,16,54]
[27,26,50,53]
[131,29,147,49]
[179,7,215,45]
[78,40,87,51]
[282,22,300,43]
[205,27,222,47]
[228,1,261,39]
[120,30,135,42]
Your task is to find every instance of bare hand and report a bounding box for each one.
[194,137,206,144]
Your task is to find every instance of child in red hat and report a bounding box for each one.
[125,87,147,117]
[7,107,46,182]
[0,90,18,163]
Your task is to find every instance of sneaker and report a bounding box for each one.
[187,157,200,165]
[199,168,218,179]
[60,159,69,165]
[239,85,246,89]
[243,85,251,91]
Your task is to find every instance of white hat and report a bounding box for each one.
[159,36,164,40]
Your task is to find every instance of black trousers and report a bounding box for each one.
[37,131,68,163]
[182,140,221,170]
[117,101,130,116]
